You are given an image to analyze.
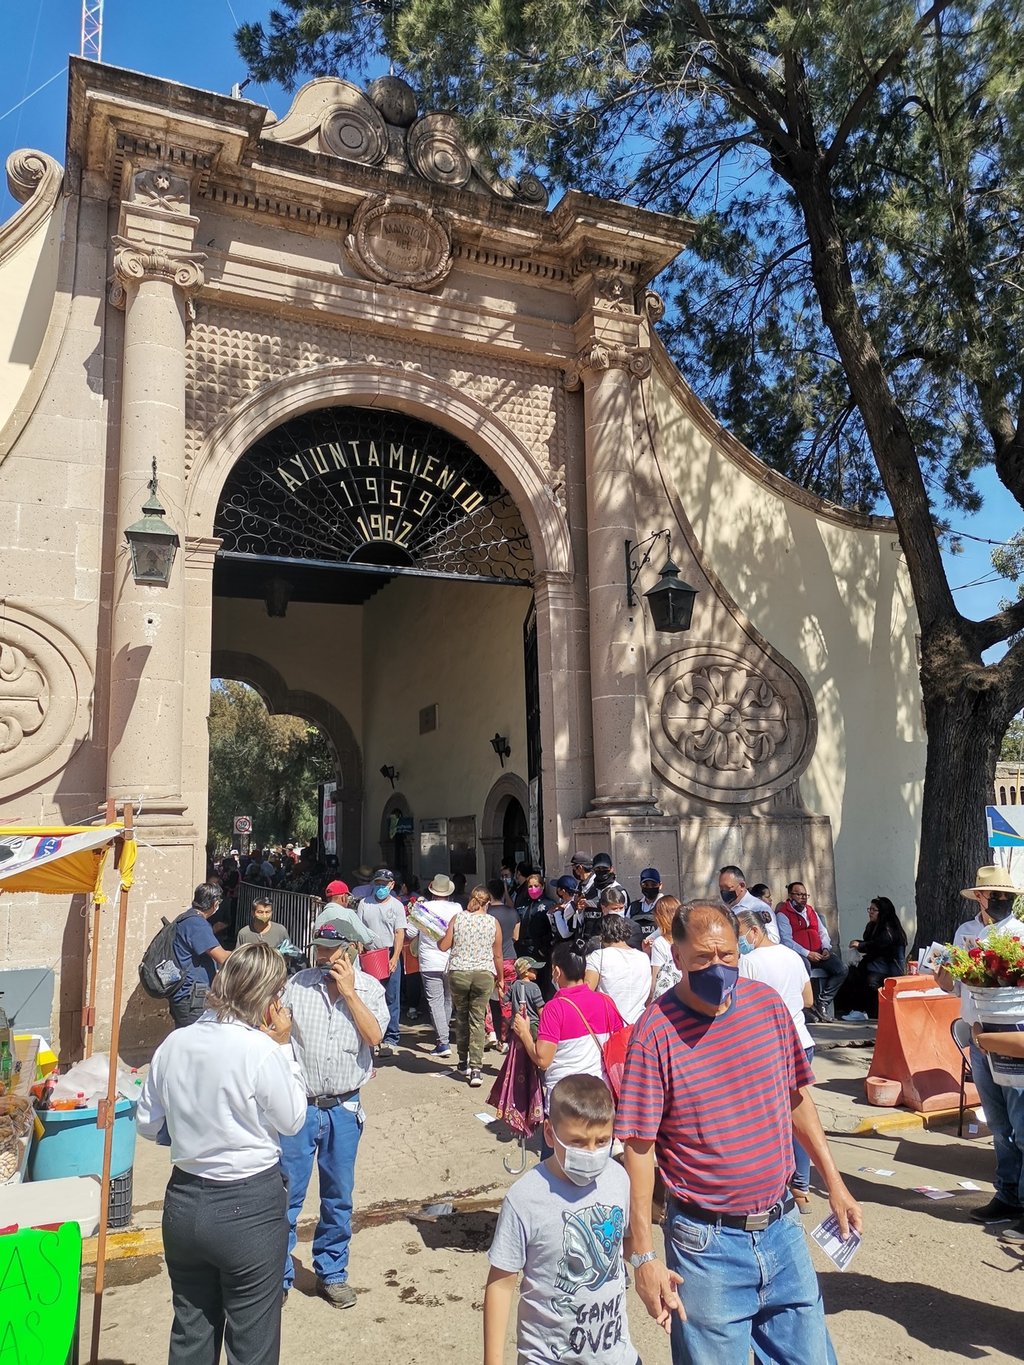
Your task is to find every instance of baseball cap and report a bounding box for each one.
[312,918,356,947]
[592,852,613,869]
[570,852,593,869]
[325,879,350,897]
[555,874,580,893]
[372,867,395,882]
[514,955,545,976]
[640,868,661,884]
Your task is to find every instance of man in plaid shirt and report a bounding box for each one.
[279,919,389,1309]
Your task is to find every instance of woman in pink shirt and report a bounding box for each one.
[512,941,623,1154]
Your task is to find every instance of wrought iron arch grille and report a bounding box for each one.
[214,408,534,582]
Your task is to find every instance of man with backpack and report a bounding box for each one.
[165,884,232,1028]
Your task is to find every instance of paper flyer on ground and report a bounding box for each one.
[811,1214,862,1271]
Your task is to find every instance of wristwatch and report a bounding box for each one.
[628,1250,657,1269]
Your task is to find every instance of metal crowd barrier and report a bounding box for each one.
[233,880,322,954]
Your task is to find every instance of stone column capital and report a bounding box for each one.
[564,341,651,391]
[110,236,206,309]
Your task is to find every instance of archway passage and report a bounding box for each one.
[214,406,534,605]
[210,404,537,886]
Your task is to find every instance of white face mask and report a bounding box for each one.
[553,1131,612,1186]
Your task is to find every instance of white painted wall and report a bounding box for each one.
[361,575,531,877]
[647,363,925,943]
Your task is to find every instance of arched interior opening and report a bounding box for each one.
[210,405,537,883]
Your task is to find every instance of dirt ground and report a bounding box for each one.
[81,1023,1023,1364]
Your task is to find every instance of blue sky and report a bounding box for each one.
[0,0,1016,637]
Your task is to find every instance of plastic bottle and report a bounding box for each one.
[0,1040,13,1094]
[74,1090,87,1109]
[36,1073,58,1111]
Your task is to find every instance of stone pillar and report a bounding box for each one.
[106,193,205,815]
[533,569,589,864]
[574,337,659,814]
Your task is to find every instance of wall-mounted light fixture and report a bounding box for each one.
[380,764,399,789]
[124,458,179,586]
[625,530,698,634]
[490,733,511,767]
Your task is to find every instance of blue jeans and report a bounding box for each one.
[382,962,401,1045]
[664,1200,836,1365]
[971,1041,1024,1208]
[792,1047,815,1191]
[279,1099,363,1289]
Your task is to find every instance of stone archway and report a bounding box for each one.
[481,771,532,877]
[210,649,363,862]
[186,364,572,579]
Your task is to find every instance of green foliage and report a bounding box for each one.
[1002,715,1024,763]
[207,680,335,849]
[238,1,1024,532]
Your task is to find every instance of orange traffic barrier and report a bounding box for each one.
[866,975,979,1113]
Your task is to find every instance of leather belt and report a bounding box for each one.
[307,1090,358,1109]
[671,1196,793,1232]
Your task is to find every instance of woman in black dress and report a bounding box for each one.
[843,896,907,1018]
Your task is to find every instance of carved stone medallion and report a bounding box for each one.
[648,644,815,803]
[0,609,92,797]
[344,195,453,290]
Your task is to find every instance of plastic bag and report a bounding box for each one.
[48,1053,140,1106]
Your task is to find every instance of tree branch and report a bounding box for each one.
[824,0,959,171]
[973,597,1024,652]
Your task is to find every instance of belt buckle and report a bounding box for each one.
[744,1209,772,1231]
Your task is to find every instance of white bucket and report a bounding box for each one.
[968,986,1024,1088]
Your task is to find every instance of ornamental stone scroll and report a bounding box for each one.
[109,237,206,312]
[648,644,816,804]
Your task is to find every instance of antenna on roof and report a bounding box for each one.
[80,0,103,61]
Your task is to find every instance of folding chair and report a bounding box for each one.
[950,1017,974,1138]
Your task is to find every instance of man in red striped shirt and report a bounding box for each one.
[616,900,861,1364]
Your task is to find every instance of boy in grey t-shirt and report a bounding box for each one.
[484,1074,639,1365]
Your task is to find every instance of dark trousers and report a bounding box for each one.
[169,983,209,1029]
[162,1163,288,1365]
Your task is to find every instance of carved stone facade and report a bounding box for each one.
[0,60,926,1050]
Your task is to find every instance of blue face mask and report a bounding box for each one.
[688,962,739,1009]
[373,884,390,902]
[738,936,755,956]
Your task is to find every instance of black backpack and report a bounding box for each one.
[139,911,190,998]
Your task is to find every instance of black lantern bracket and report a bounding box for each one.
[625,529,672,609]
[380,764,399,789]
[625,530,699,634]
[490,733,511,767]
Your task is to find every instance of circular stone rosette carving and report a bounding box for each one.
[407,114,472,188]
[321,96,388,166]
[648,644,816,803]
[344,195,453,291]
[0,607,93,799]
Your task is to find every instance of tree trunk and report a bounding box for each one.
[914,661,1008,949]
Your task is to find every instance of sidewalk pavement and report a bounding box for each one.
[80,1020,1020,1364]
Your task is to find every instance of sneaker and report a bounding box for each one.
[319,1281,357,1309]
[496,1041,509,1054]
[377,1043,398,1057]
[468,1069,483,1088]
[969,1196,1020,1224]
[842,1011,869,1022]
[1000,1218,1024,1243]
[456,1060,470,1075]
[485,1032,498,1049]
[431,1044,452,1059]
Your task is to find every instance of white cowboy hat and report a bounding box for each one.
[960,865,1020,900]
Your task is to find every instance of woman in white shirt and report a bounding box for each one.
[736,908,816,1210]
[138,942,306,1365]
[584,915,653,1024]
[646,895,682,1001]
